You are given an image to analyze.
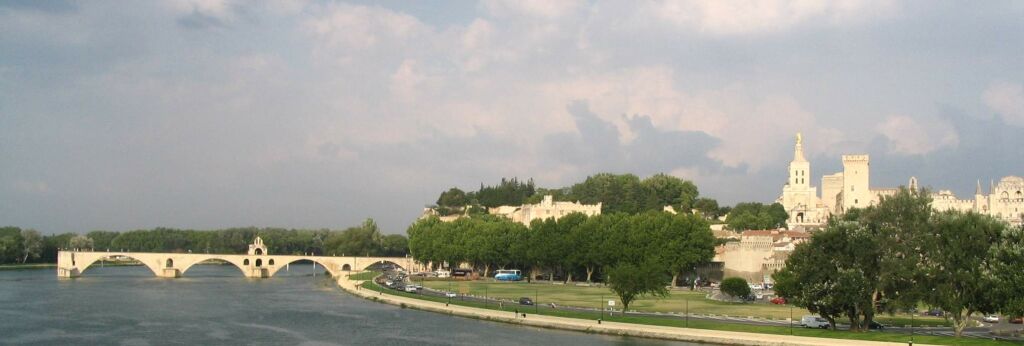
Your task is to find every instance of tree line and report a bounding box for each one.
[774,188,1024,337]
[407,211,716,311]
[435,173,736,219]
[0,219,409,265]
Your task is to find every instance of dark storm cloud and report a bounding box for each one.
[544,101,723,177]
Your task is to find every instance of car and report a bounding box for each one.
[749,283,764,290]
[444,292,457,298]
[404,286,419,293]
[867,321,885,330]
[924,308,944,317]
[983,315,1000,323]
[1010,316,1023,324]
[770,297,787,305]
[800,315,830,329]
[518,297,534,305]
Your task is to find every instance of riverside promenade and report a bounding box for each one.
[336,274,933,346]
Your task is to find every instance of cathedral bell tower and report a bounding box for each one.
[789,133,810,189]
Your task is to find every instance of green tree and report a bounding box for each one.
[720,277,751,299]
[69,235,94,250]
[640,173,699,212]
[653,213,715,287]
[0,227,23,264]
[774,221,877,330]
[693,198,720,219]
[20,229,42,264]
[605,260,670,313]
[726,202,788,230]
[919,211,1004,337]
[858,187,933,315]
[992,225,1024,318]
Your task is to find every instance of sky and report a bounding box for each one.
[2,0,1023,234]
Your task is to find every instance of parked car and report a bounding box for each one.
[444,292,457,298]
[983,315,1000,323]
[924,308,944,317]
[518,297,534,305]
[770,297,787,305]
[867,321,886,330]
[801,315,830,329]
[749,283,764,290]
[404,286,419,293]
[1009,316,1023,324]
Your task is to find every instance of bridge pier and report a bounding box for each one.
[57,267,80,279]
[160,268,181,278]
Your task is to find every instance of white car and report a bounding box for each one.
[444,292,457,298]
[749,283,764,290]
[983,315,999,323]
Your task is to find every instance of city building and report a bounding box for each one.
[713,229,810,283]
[489,195,601,226]
[928,176,1024,226]
[778,133,1022,227]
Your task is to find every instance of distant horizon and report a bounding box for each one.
[2,1,1022,234]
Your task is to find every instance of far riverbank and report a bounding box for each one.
[0,263,55,270]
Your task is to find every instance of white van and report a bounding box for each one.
[435,269,451,278]
[800,315,830,329]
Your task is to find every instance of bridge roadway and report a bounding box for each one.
[57,250,418,279]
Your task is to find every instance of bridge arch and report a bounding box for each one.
[78,254,162,277]
[265,257,339,278]
[178,256,247,277]
[359,259,410,272]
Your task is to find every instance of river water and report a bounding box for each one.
[0,265,702,345]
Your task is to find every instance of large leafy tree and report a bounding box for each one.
[919,211,1004,337]
[773,221,877,330]
[992,225,1024,318]
[20,229,42,264]
[654,213,714,287]
[640,173,699,212]
[605,260,670,313]
[858,187,933,314]
[726,202,788,231]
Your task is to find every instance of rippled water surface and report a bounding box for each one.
[0,265,703,345]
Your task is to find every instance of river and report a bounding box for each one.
[0,265,703,345]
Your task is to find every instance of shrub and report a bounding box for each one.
[721,277,751,299]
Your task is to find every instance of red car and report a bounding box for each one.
[1010,316,1023,324]
[770,297,787,305]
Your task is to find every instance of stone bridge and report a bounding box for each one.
[56,237,419,279]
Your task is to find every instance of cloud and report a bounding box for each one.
[542,101,722,178]
[875,115,959,155]
[983,82,1024,127]
[643,0,898,35]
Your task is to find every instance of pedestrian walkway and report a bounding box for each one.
[336,274,936,346]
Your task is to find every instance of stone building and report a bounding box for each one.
[489,195,601,226]
[778,134,902,228]
[778,132,1022,227]
[713,229,810,283]
[928,176,1024,226]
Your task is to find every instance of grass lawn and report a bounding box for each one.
[362,278,1010,346]
[414,279,948,327]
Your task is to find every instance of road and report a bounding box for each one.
[378,272,1022,342]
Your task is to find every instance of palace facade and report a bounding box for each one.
[777,133,1023,228]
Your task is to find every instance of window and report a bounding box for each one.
[244,259,250,266]
[166,259,173,268]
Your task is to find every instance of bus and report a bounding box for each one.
[494,269,522,281]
